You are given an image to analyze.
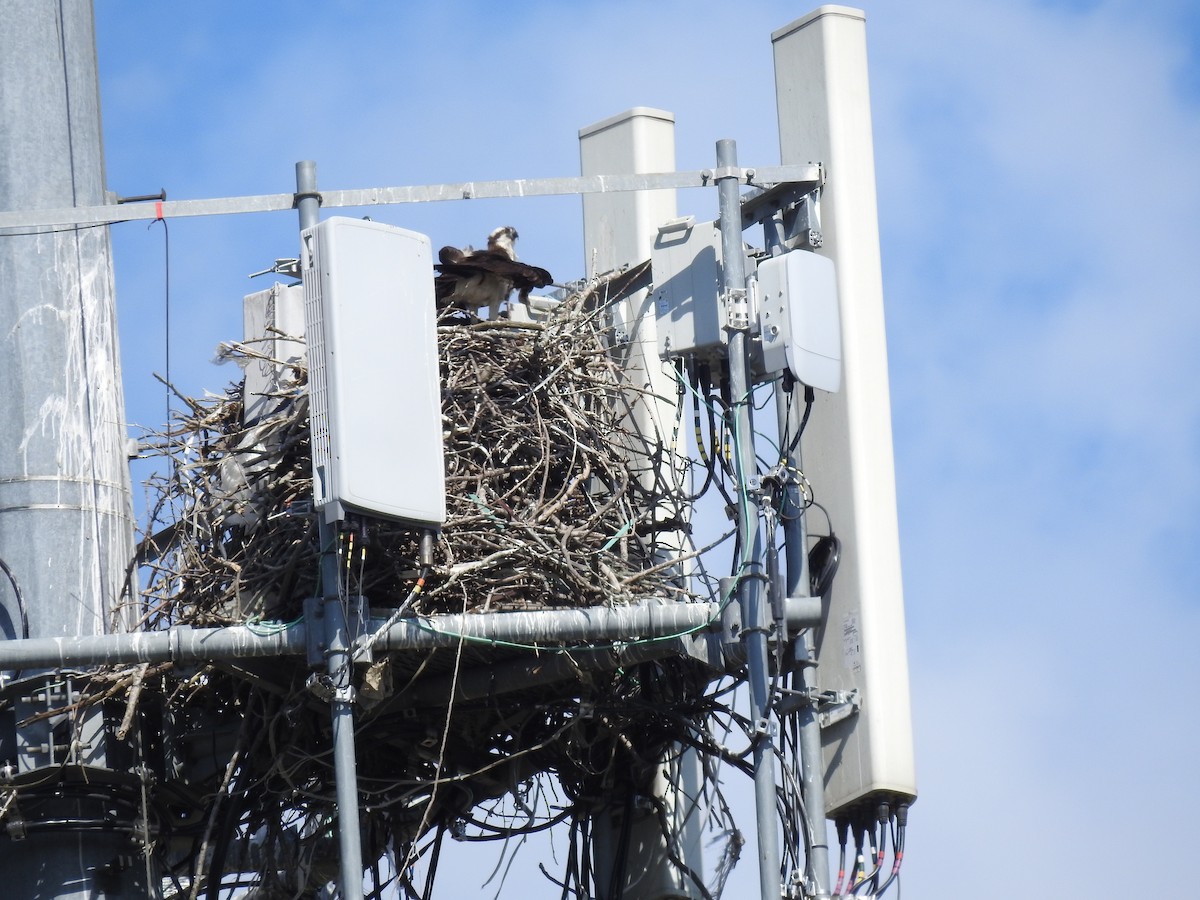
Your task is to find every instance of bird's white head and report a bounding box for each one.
[487,225,519,259]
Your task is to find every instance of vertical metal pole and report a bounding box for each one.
[295,160,365,900]
[716,139,780,900]
[0,3,144,896]
[325,595,365,900]
[296,161,320,232]
[765,225,832,899]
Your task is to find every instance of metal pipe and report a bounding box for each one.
[295,160,320,231]
[715,138,781,900]
[373,597,819,650]
[326,598,365,900]
[0,165,822,231]
[0,598,823,671]
[768,237,833,899]
[295,159,365,900]
[0,623,303,670]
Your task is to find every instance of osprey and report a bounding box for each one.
[434,226,553,319]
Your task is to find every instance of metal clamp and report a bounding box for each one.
[725,288,751,330]
[774,687,861,728]
[818,688,861,729]
[305,672,335,702]
[292,189,322,209]
[711,165,755,183]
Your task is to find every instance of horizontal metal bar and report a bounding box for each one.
[372,597,821,649]
[0,165,821,230]
[0,624,306,670]
[0,193,296,230]
[0,597,821,670]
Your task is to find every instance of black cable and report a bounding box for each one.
[786,385,815,455]
[150,215,171,421]
[833,818,850,896]
[703,392,738,511]
[452,806,573,839]
[0,555,30,639]
[851,808,889,895]
[204,791,243,900]
[678,386,718,503]
[753,379,776,411]
[876,803,908,896]
[849,820,866,893]
[873,802,892,894]
[578,813,594,899]
[809,533,842,598]
[0,219,132,238]
[421,823,445,900]
[559,817,580,900]
[607,790,634,900]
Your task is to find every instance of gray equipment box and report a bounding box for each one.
[651,218,727,363]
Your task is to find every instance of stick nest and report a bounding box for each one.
[137,287,681,629]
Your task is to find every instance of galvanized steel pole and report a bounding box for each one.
[765,220,833,898]
[715,139,781,900]
[295,160,367,900]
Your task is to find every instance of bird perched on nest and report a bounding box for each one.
[434,226,553,320]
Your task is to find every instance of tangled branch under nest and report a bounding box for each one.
[135,287,688,629]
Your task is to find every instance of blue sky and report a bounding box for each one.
[92,1,1200,896]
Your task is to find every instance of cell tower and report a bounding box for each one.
[0,5,913,899]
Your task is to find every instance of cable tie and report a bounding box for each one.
[154,200,164,221]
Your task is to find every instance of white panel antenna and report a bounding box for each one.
[773,6,917,819]
[301,217,445,527]
[242,282,306,426]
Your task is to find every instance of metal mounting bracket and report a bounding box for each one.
[817,688,861,729]
[775,686,861,728]
[305,595,369,668]
[724,287,751,331]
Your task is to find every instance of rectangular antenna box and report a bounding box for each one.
[755,249,842,392]
[242,282,306,426]
[301,217,445,527]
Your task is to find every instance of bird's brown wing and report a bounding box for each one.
[434,248,552,308]
[438,245,466,265]
[509,264,553,295]
[436,252,550,284]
